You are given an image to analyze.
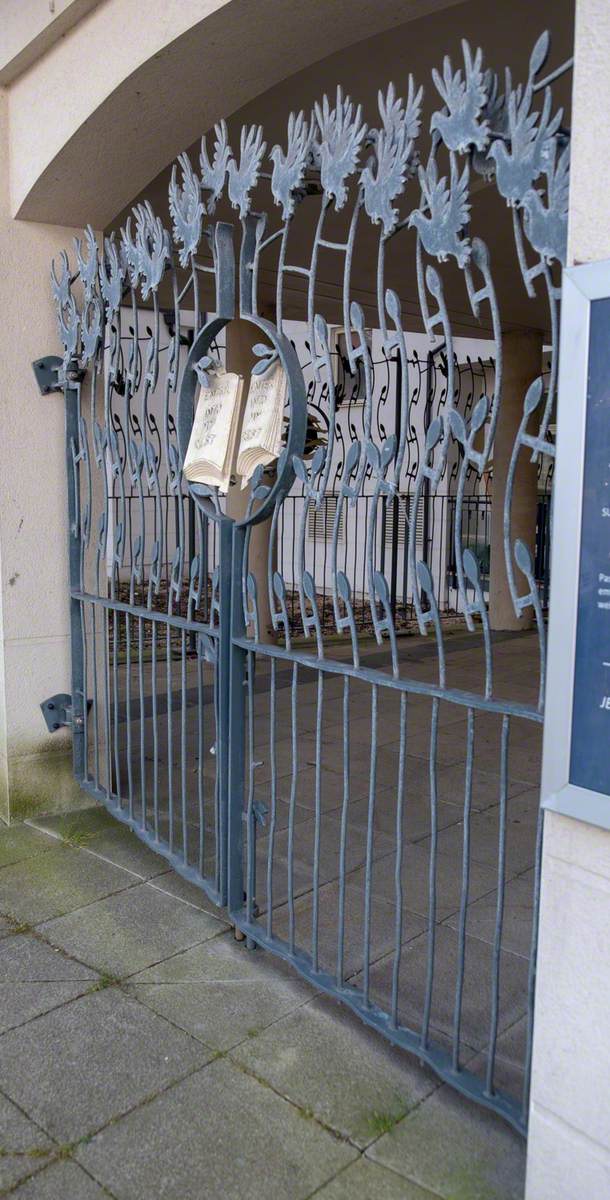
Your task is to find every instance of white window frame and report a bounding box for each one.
[542,258,610,830]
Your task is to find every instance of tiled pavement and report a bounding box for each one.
[0,812,526,1199]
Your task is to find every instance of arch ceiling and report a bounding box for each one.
[10,0,464,226]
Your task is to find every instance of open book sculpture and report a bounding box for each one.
[182,369,244,492]
[183,360,286,492]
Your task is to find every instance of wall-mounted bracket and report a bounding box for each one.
[40,693,88,733]
[32,356,63,395]
[32,356,87,395]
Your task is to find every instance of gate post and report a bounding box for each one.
[227,522,246,920]
[63,377,86,785]
[216,518,235,905]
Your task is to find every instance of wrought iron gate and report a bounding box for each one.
[49,29,570,1137]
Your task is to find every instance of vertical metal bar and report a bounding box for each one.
[390,354,402,621]
[166,620,174,851]
[91,601,100,789]
[113,614,122,801]
[336,674,350,987]
[287,661,298,954]
[311,667,324,973]
[522,799,545,1120]
[138,614,146,831]
[216,518,233,904]
[213,639,222,892]
[422,696,439,1048]
[151,620,160,840]
[64,381,86,782]
[391,691,407,1026]
[245,651,255,922]
[125,611,134,819]
[180,629,188,864]
[227,521,246,916]
[380,495,387,580]
[197,637,205,875]
[486,714,510,1096]
[188,496,196,652]
[77,414,89,780]
[266,658,278,938]
[452,706,474,1070]
[362,684,378,1007]
[111,583,122,803]
[102,604,112,799]
[80,598,89,785]
[421,352,434,566]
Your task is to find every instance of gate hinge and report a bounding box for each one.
[32,356,87,396]
[40,693,87,733]
[32,356,63,396]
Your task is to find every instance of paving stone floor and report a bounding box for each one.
[0,812,527,1199]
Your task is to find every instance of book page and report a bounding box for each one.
[237,364,287,482]
[184,372,241,475]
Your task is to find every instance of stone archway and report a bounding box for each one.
[9,0,462,227]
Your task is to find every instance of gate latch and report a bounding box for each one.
[40,694,85,733]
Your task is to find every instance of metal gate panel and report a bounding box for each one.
[58,274,231,907]
[49,28,571,1135]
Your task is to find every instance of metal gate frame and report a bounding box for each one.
[61,364,231,907]
[45,28,572,1138]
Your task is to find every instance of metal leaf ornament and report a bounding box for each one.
[200,120,231,214]
[408,151,471,266]
[270,110,312,221]
[361,79,422,235]
[227,124,267,218]
[194,354,222,389]
[169,152,204,267]
[514,537,535,579]
[430,40,490,153]
[314,87,367,210]
[251,342,279,377]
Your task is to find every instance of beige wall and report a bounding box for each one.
[527,819,610,1198]
[0,90,89,819]
[526,1,610,1195]
[567,0,610,265]
[0,0,104,85]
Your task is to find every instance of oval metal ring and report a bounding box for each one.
[177,314,307,528]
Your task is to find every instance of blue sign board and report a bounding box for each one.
[570,296,610,795]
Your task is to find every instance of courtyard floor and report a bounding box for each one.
[0,808,528,1200]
